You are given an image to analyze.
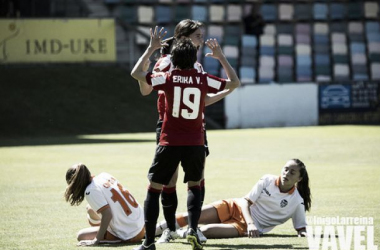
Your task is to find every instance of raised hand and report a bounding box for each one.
[149,26,168,51]
[205,38,224,60]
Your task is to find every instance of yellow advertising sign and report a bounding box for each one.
[0,19,116,63]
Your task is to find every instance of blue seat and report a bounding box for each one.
[242,35,257,48]
[350,43,366,54]
[295,4,312,20]
[366,22,380,33]
[350,34,365,42]
[315,55,330,65]
[261,4,277,21]
[313,3,328,20]
[330,3,346,20]
[155,6,172,24]
[239,67,256,84]
[260,46,275,56]
[241,55,256,67]
[367,33,380,42]
[192,5,207,22]
[314,35,329,44]
[314,44,329,54]
[297,55,312,66]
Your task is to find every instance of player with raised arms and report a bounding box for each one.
[131,26,240,250]
[137,19,236,245]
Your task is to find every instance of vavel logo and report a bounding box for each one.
[306,216,378,250]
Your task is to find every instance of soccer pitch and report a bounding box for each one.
[0,125,379,250]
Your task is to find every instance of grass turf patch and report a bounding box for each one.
[0,125,379,249]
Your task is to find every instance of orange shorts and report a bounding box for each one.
[104,227,145,243]
[211,199,247,236]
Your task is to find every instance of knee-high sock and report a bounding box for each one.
[200,179,205,208]
[144,187,161,245]
[161,186,178,232]
[187,185,201,231]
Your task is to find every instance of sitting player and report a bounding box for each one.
[64,163,145,246]
[156,159,311,238]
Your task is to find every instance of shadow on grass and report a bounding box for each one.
[0,136,155,147]
[181,242,308,250]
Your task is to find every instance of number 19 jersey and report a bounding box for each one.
[85,173,144,241]
[146,68,226,146]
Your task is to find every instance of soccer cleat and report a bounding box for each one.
[176,227,207,243]
[156,228,179,243]
[197,228,207,243]
[176,227,187,238]
[186,228,203,250]
[132,242,156,250]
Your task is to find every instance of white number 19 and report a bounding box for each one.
[172,87,201,120]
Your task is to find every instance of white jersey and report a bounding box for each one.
[245,174,307,233]
[85,173,144,240]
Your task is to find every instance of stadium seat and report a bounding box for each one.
[192,5,207,22]
[241,35,257,48]
[155,5,171,24]
[294,3,312,20]
[313,3,328,20]
[334,64,350,80]
[371,63,380,79]
[210,5,225,22]
[296,34,311,44]
[227,4,242,22]
[330,3,346,20]
[364,2,379,18]
[239,67,255,84]
[174,5,188,22]
[348,2,363,19]
[261,4,277,21]
[120,5,137,24]
[315,55,330,65]
[279,4,293,20]
[207,25,223,41]
[223,45,239,59]
[349,22,364,34]
[138,6,153,24]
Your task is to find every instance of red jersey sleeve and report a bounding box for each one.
[206,74,227,94]
[154,55,172,72]
[146,72,167,91]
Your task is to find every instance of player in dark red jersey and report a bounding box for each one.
[137,19,235,245]
[131,26,240,250]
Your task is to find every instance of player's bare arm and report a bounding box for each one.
[205,38,241,90]
[131,26,167,83]
[205,89,233,107]
[237,197,261,238]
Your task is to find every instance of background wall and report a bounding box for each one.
[225,83,318,128]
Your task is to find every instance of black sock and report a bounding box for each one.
[187,186,201,231]
[161,186,178,232]
[144,187,161,245]
[200,179,205,208]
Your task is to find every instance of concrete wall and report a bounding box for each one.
[225,83,319,128]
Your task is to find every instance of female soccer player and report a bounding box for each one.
[64,163,145,246]
[131,26,240,250]
[156,159,311,238]
[136,19,236,245]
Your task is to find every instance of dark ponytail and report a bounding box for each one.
[293,159,311,212]
[160,37,175,55]
[64,164,92,206]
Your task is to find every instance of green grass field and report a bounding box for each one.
[1,125,379,250]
